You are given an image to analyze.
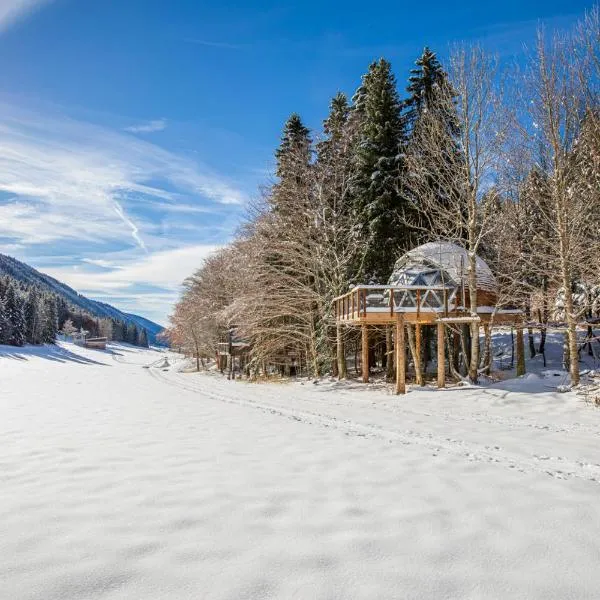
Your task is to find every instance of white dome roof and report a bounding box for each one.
[389,241,497,292]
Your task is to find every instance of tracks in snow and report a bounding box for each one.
[146,366,600,486]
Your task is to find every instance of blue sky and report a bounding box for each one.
[0,0,593,324]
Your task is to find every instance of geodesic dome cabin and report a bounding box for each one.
[387,241,499,312]
[333,241,524,393]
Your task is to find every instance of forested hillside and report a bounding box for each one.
[0,254,163,348]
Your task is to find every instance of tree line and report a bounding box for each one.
[167,8,600,386]
[0,275,149,348]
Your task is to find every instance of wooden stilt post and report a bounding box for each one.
[516,323,526,377]
[395,316,406,394]
[482,323,492,375]
[437,321,445,389]
[361,324,369,383]
[415,323,423,385]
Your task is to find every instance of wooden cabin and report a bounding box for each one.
[83,337,107,350]
[333,242,525,393]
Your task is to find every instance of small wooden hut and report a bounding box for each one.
[83,337,107,350]
[333,241,524,393]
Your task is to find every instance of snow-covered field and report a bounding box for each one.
[2,340,600,599]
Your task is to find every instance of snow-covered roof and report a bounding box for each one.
[389,241,497,293]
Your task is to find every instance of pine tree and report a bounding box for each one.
[275,113,312,180]
[402,47,465,238]
[112,319,123,342]
[404,47,456,133]
[0,295,10,345]
[24,288,42,344]
[350,58,408,282]
[126,322,138,345]
[138,328,149,348]
[4,284,26,346]
[271,113,312,217]
[317,93,350,170]
[42,296,58,343]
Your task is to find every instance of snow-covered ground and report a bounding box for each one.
[2,339,600,599]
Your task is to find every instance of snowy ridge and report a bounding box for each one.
[0,253,164,343]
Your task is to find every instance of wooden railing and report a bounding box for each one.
[333,285,457,322]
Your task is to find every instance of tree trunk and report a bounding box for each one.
[336,323,347,380]
[563,284,580,386]
[516,326,526,377]
[562,331,570,371]
[385,326,394,381]
[406,324,424,386]
[556,188,580,385]
[437,322,446,388]
[361,324,369,383]
[482,324,492,376]
[537,307,547,367]
[447,330,461,381]
[194,338,200,372]
[395,317,406,394]
[527,327,536,359]
[460,325,471,377]
[467,251,479,384]
[510,327,514,369]
[452,330,460,374]
[309,324,320,379]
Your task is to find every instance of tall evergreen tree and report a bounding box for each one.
[126,322,138,345]
[275,113,312,180]
[350,58,408,282]
[402,47,466,240]
[404,47,456,133]
[112,319,124,342]
[4,284,26,346]
[271,113,312,216]
[0,295,10,345]
[317,92,350,171]
[24,288,42,344]
[42,296,58,343]
[138,328,149,348]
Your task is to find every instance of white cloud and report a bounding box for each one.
[46,244,219,291]
[0,0,52,33]
[0,103,246,249]
[81,258,117,269]
[124,118,167,134]
[43,245,221,324]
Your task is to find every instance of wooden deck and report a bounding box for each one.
[333,285,522,326]
[334,286,525,394]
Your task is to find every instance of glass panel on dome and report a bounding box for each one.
[400,291,417,308]
[422,290,443,308]
[423,271,441,285]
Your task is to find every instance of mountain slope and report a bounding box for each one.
[0,254,164,343]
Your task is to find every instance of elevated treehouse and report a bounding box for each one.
[334,242,524,393]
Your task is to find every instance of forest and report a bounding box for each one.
[166,8,600,387]
[0,273,149,349]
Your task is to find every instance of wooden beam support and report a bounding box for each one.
[437,322,445,388]
[361,324,369,383]
[415,323,424,386]
[516,324,526,377]
[395,316,406,394]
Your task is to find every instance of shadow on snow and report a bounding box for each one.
[0,343,108,366]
